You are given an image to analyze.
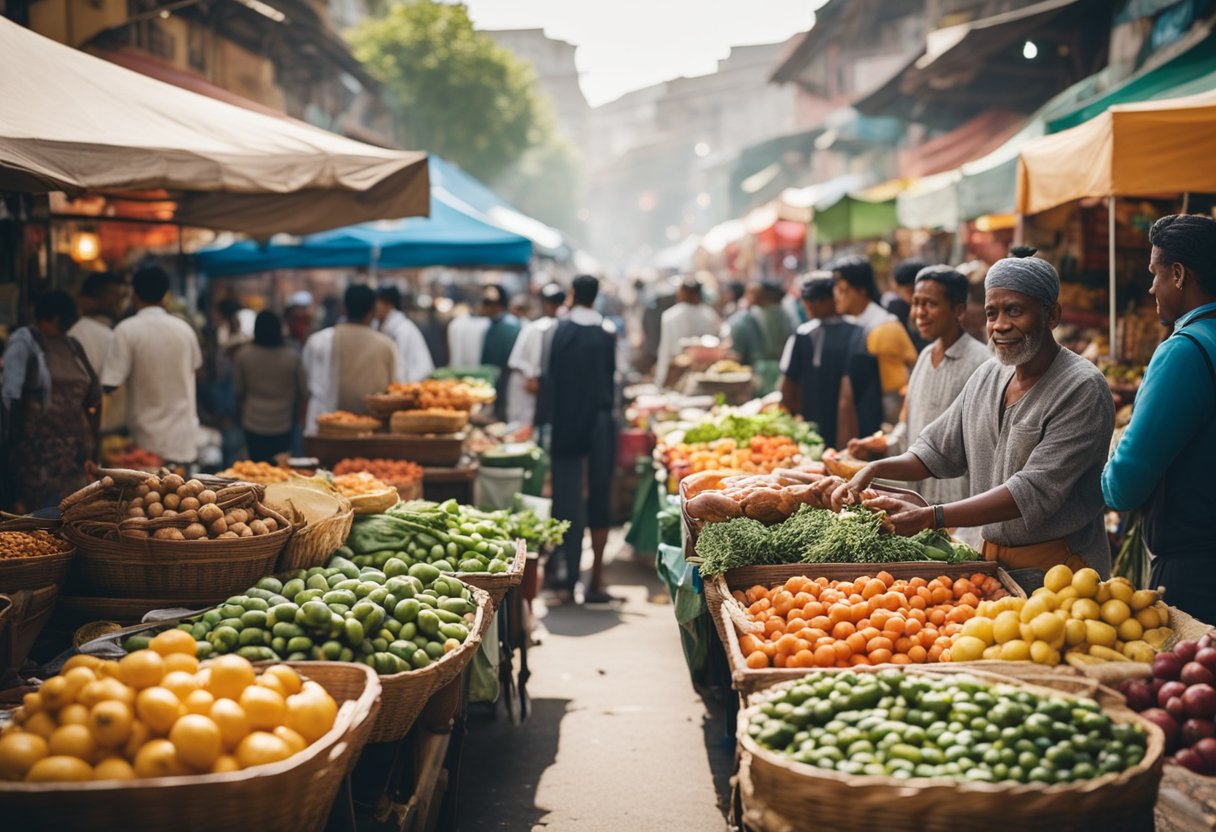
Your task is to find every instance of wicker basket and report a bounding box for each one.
[390,408,469,435]
[0,583,59,670]
[0,661,381,832]
[316,417,382,437]
[274,506,356,573]
[0,544,76,592]
[63,506,293,599]
[365,393,417,418]
[738,666,1165,832]
[443,539,527,612]
[704,560,1025,668]
[344,488,401,516]
[366,585,492,744]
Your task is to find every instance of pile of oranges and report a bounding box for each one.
[661,436,801,480]
[732,571,1010,670]
[0,630,338,783]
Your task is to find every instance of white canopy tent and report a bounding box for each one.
[0,18,429,236]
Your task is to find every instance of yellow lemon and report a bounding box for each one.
[999,639,1032,661]
[1107,578,1135,605]
[1100,599,1131,627]
[57,703,90,727]
[184,689,216,716]
[22,712,57,741]
[47,724,98,762]
[161,671,201,702]
[949,636,987,662]
[234,731,292,769]
[39,676,72,711]
[1071,599,1101,621]
[205,655,256,702]
[162,653,200,675]
[168,714,222,772]
[1030,612,1065,644]
[117,651,166,690]
[133,739,187,778]
[89,700,133,749]
[1131,590,1158,611]
[1030,641,1060,666]
[1117,617,1144,642]
[982,645,1003,660]
[93,757,136,780]
[25,755,94,782]
[150,629,198,658]
[0,731,49,780]
[135,687,183,736]
[1085,620,1118,648]
[1072,568,1101,599]
[960,617,995,645]
[211,754,241,773]
[1064,618,1088,647]
[993,610,1022,644]
[209,699,250,751]
[238,686,287,731]
[1043,564,1074,593]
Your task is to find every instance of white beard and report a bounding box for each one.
[991,324,1045,366]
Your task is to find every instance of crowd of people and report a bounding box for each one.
[4,213,1216,619]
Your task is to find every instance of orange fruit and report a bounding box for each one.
[239,686,287,731]
[122,720,152,760]
[150,629,198,658]
[22,712,57,740]
[135,687,183,735]
[184,689,216,716]
[205,655,256,701]
[39,676,72,711]
[254,674,286,699]
[25,755,93,782]
[285,689,337,744]
[117,651,166,690]
[211,753,241,773]
[169,714,222,771]
[57,703,90,726]
[89,700,134,749]
[61,655,103,673]
[133,739,187,778]
[162,653,200,675]
[77,677,135,709]
[745,651,768,669]
[62,667,98,703]
[93,756,136,780]
[235,731,292,769]
[0,731,49,780]
[161,671,200,701]
[48,724,98,761]
[210,699,250,751]
[272,726,307,755]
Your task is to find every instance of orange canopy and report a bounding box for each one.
[1016,88,1216,215]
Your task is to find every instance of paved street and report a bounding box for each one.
[458,537,734,830]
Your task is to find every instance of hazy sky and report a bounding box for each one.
[456,0,825,107]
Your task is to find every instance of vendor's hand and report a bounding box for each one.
[847,434,888,461]
[829,465,878,511]
[862,495,933,536]
[524,377,540,395]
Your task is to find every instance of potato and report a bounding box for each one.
[248,519,268,536]
[217,531,239,539]
[162,474,184,491]
[229,522,249,537]
[162,509,177,518]
[162,493,181,510]
[180,497,200,512]
[127,507,146,519]
[144,476,162,493]
[179,509,198,522]
[129,497,144,509]
[228,508,249,525]
[198,504,223,524]
[208,517,228,536]
[198,490,217,505]
[135,484,150,497]
[152,527,185,541]
[262,517,278,532]
[146,502,164,518]
[185,479,204,495]
[183,523,208,540]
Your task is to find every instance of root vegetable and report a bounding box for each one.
[262,517,278,532]
[145,476,162,493]
[127,507,146,519]
[162,474,184,491]
[198,490,217,505]
[180,497,200,512]
[146,502,164,518]
[1160,681,1188,708]
[1183,684,1216,719]
[228,508,249,525]
[198,504,223,524]
[129,497,144,509]
[1183,663,1216,687]
[183,523,208,541]
[162,509,177,518]
[208,517,228,536]
[217,531,239,539]
[229,522,249,537]
[162,493,180,510]
[135,484,150,497]
[152,528,185,541]
[248,519,268,536]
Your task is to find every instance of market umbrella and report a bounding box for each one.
[0,18,429,236]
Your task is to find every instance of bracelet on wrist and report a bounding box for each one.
[933,505,946,530]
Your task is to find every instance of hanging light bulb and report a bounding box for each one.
[70,229,100,262]
[1023,40,1038,60]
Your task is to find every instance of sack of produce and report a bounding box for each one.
[739,666,1164,831]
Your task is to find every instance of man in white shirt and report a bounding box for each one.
[69,272,128,433]
[655,277,720,388]
[446,300,490,369]
[374,286,435,383]
[100,266,202,463]
[506,282,565,427]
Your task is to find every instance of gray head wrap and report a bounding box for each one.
[984,252,1060,306]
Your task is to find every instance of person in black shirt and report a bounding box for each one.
[538,275,619,605]
[780,275,882,449]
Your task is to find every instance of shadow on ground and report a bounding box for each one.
[454,698,570,830]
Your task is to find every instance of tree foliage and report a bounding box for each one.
[348,1,542,184]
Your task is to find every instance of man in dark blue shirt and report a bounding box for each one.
[1104,214,1216,622]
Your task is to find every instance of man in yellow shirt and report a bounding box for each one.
[830,255,918,423]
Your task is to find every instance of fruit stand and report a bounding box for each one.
[0,459,552,830]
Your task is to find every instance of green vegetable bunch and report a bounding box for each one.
[681,410,823,450]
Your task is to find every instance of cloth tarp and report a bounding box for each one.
[1048,32,1216,133]
[0,18,428,236]
[195,157,532,275]
[1017,88,1216,215]
[896,170,962,231]
[813,195,898,244]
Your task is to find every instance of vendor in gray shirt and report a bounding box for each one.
[848,265,992,509]
[832,249,1114,575]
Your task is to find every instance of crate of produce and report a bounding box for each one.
[0,530,75,592]
[60,473,294,599]
[0,657,381,832]
[711,565,1023,696]
[738,666,1165,832]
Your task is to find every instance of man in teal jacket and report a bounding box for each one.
[1104,214,1216,623]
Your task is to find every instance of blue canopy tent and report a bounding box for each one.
[196,157,533,276]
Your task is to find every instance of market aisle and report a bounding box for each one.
[457,533,733,830]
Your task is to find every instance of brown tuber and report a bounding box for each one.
[162,493,181,511]
[198,490,217,505]
[198,504,223,524]
[146,502,164,518]
[182,523,208,540]
[152,527,185,541]
[208,517,228,536]
[180,497,200,512]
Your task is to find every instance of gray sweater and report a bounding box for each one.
[234,344,306,435]
[909,347,1114,572]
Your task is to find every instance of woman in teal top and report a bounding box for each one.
[1104,214,1216,624]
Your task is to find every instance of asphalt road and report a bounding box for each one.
[455,537,733,830]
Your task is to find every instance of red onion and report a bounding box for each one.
[1196,647,1216,672]
[1183,662,1216,687]
[1155,652,1184,681]
[1183,684,1216,720]
[1177,747,1207,774]
[1142,707,1180,753]
[1160,681,1188,709]
[1195,737,1216,770]
[1177,641,1201,663]
[1182,718,1216,747]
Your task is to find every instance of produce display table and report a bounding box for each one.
[303,432,467,468]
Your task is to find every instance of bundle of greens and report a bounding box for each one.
[681,410,823,450]
[692,505,980,575]
[505,509,570,551]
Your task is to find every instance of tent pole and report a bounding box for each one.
[1108,196,1117,361]
[1182,192,1191,213]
